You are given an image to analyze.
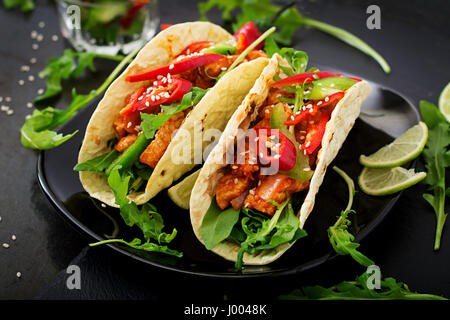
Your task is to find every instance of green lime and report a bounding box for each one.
[359,122,428,168]
[358,166,426,196]
[167,170,200,210]
[438,82,450,123]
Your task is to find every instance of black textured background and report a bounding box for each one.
[0,0,449,301]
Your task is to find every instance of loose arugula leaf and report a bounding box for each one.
[73,149,119,172]
[141,87,208,139]
[107,170,178,244]
[328,166,375,267]
[35,49,124,103]
[419,100,450,250]
[279,270,447,300]
[20,46,139,150]
[199,0,391,73]
[200,197,240,250]
[89,238,183,258]
[2,0,34,12]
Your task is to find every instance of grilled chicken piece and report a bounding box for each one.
[139,108,190,168]
[244,173,310,215]
[216,174,253,210]
[114,134,138,153]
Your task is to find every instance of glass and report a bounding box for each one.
[57,0,159,55]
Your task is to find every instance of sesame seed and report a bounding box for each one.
[274,154,281,159]
[169,64,174,70]
[127,122,132,128]
[31,30,37,39]
[27,102,33,108]
[16,272,21,278]
[303,168,311,171]
[5,97,11,102]
[317,82,322,86]
[37,88,44,95]
[36,34,44,42]
[150,96,155,101]
[32,43,39,50]
[1,105,8,111]
[20,65,30,72]
[38,21,45,28]
[138,95,143,100]
[304,141,311,147]
[300,135,305,139]
[249,189,255,195]
[52,35,59,42]
[30,57,37,64]
[330,83,335,87]
[234,178,238,184]
[6,109,14,115]
[221,67,227,71]
[259,152,264,158]
[2,243,10,248]
[231,165,238,169]
[309,108,314,113]
[258,180,261,186]
[303,150,307,155]
[11,235,16,241]
[325,97,329,102]
[18,80,24,85]
[317,101,322,106]
[101,203,106,208]
[25,114,32,119]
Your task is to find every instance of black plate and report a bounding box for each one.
[37,77,420,278]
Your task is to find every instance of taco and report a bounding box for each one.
[190,53,371,269]
[75,21,270,207]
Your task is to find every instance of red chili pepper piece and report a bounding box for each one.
[179,41,215,56]
[160,24,173,30]
[255,128,297,171]
[126,53,223,82]
[120,2,146,29]
[120,78,192,117]
[284,91,345,126]
[234,21,263,52]
[301,110,331,155]
[272,72,344,88]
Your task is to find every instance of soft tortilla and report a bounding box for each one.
[78,22,269,207]
[190,54,371,265]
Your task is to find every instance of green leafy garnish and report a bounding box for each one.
[73,149,119,172]
[199,0,391,73]
[419,100,450,250]
[35,49,124,103]
[20,46,139,150]
[140,87,208,139]
[89,238,183,258]
[200,197,240,250]
[327,166,375,267]
[2,0,34,12]
[279,270,446,300]
[107,170,178,245]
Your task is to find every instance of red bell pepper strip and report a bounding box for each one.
[284,91,345,126]
[255,128,297,171]
[160,24,173,30]
[272,72,344,88]
[301,110,331,155]
[120,78,192,117]
[179,41,215,56]
[126,53,223,82]
[120,2,146,29]
[346,77,362,82]
[234,21,263,52]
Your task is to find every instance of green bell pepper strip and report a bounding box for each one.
[270,104,313,181]
[203,41,236,55]
[105,133,152,176]
[306,77,358,100]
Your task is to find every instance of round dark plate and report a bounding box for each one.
[37,74,420,278]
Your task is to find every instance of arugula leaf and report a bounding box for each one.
[73,149,119,172]
[141,87,208,139]
[89,238,183,258]
[20,46,139,150]
[2,0,34,12]
[35,49,124,103]
[200,197,240,250]
[107,170,178,244]
[327,166,375,267]
[279,270,447,300]
[419,100,450,250]
[198,0,391,73]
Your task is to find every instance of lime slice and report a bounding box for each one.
[167,170,200,210]
[359,122,428,168]
[358,166,426,196]
[438,82,450,122]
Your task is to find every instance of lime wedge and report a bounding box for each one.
[358,166,426,196]
[167,170,200,210]
[359,122,428,168]
[438,82,450,122]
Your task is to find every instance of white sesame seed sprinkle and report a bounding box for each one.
[5,97,11,102]
[101,203,106,208]
[11,235,16,241]
[36,34,44,42]
[20,65,30,72]
[325,96,330,102]
[6,109,14,115]
[304,141,311,148]
[52,35,59,42]
[169,64,174,70]
[27,102,33,108]
[38,21,45,28]
[32,43,39,50]
[18,80,24,85]
[30,57,37,64]
[2,243,10,248]
[249,189,255,195]
[37,88,44,95]
[317,101,322,106]
[234,178,238,184]
[31,30,38,39]
[16,272,21,278]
